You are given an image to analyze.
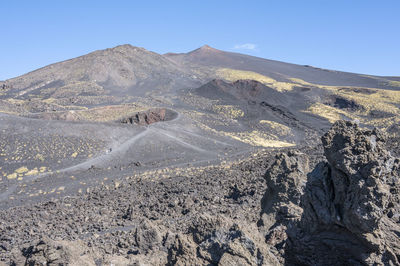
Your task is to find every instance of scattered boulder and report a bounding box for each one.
[10,238,93,266]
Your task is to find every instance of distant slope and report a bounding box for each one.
[1,44,398,116]
[165,45,399,90]
[2,44,399,105]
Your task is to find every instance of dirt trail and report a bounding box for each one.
[0,112,242,205]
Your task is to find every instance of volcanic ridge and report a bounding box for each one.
[0,44,399,265]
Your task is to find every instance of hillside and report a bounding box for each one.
[0,45,206,112]
[165,45,400,89]
[0,44,400,265]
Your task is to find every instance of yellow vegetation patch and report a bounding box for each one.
[387,80,400,87]
[25,168,39,176]
[289,77,400,128]
[288,77,315,87]
[217,68,275,83]
[212,105,244,119]
[71,152,78,158]
[7,173,17,180]
[35,154,45,161]
[330,89,399,116]
[189,116,294,147]
[259,120,292,135]
[374,79,400,88]
[216,68,295,92]
[291,76,400,116]
[58,104,146,122]
[6,98,26,106]
[15,166,28,174]
[225,130,295,148]
[305,103,355,123]
[42,97,57,104]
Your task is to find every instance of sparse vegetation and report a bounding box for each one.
[224,130,295,147]
[216,68,296,91]
[212,104,244,119]
[305,102,354,123]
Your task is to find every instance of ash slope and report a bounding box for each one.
[2,45,204,99]
[0,111,249,209]
[1,44,400,210]
[166,45,399,89]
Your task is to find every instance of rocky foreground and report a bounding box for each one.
[1,120,399,265]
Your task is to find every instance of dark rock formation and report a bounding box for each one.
[255,151,310,263]
[284,121,400,265]
[260,151,308,229]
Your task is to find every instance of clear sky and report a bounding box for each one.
[1,0,399,80]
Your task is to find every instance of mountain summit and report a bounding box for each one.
[189,44,221,53]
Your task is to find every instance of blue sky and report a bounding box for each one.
[1,0,399,80]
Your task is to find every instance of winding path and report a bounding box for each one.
[0,111,235,203]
